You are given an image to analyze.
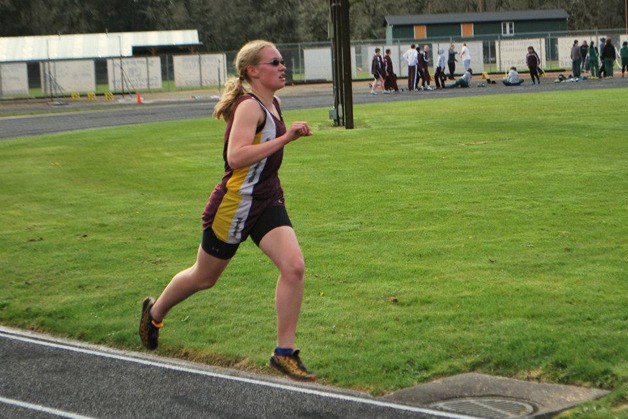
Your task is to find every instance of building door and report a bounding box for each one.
[414,25,427,39]
[461,23,474,37]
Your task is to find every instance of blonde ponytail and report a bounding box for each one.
[212,75,247,121]
[212,40,276,121]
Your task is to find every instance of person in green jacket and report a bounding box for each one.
[588,40,600,78]
[621,41,628,78]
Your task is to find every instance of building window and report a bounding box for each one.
[414,25,427,39]
[461,23,474,37]
[502,21,514,36]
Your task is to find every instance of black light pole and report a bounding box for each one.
[330,0,354,129]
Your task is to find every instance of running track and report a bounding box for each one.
[0,327,474,418]
[1,76,625,140]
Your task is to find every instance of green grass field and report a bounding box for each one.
[1,89,626,415]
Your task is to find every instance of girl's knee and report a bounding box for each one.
[281,255,305,282]
[190,267,220,290]
[198,276,219,290]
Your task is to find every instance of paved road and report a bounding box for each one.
[0,88,334,140]
[2,76,625,140]
[0,328,474,419]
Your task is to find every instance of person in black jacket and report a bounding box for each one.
[601,38,616,78]
[526,46,542,85]
[370,48,386,95]
[418,44,433,91]
[580,40,589,73]
[383,49,399,92]
[447,44,458,79]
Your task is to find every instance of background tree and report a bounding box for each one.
[0,0,625,49]
[295,0,330,42]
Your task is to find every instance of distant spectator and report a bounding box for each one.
[418,44,433,90]
[434,47,447,89]
[447,44,458,79]
[383,49,399,92]
[526,46,542,85]
[370,48,386,95]
[601,38,616,78]
[503,67,524,86]
[621,41,628,77]
[446,68,472,88]
[402,44,419,91]
[588,40,600,78]
[460,42,471,71]
[580,40,589,72]
[571,40,581,79]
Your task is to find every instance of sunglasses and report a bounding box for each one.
[260,59,285,67]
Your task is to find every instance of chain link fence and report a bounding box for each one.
[1,28,625,99]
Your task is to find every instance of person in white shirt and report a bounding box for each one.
[446,68,473,88]
[402,44,419,91]
[460,42,471,71]
[503,66,524,86]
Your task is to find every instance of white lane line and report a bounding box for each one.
[0,330,477,419]
[0,396,94,419]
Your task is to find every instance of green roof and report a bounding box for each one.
[385,9,568,26]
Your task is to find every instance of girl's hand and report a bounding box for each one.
[286,122,313,142]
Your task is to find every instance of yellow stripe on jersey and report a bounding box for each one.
[212,130,263,243]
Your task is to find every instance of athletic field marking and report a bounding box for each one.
[0,396,94,419]
[0,329,477,419]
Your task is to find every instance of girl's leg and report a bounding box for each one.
[529,68,534,84]
[258,226,305,350]
[605,59,614,77]
[150,245,231,322]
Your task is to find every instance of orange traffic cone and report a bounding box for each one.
[136,93,142,104]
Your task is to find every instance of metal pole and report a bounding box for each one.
[330,0,341,125]
[118,36,124,96]
[166,54,171,91]
[329,0,354,129]
[146,57,150,91]
[46,39,51,100]
[198,53,203,87]
[298,43,303,82]
[217,62,221,93]
[339,0,353,129]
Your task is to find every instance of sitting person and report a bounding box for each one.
[503,66,524,86]
[446,68,472,88]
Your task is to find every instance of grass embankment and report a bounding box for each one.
[1,89,626,415]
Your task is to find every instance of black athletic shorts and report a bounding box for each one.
[201,205,292,260]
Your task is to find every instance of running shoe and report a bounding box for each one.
[269,349,316,381]
[139,297,162,350]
